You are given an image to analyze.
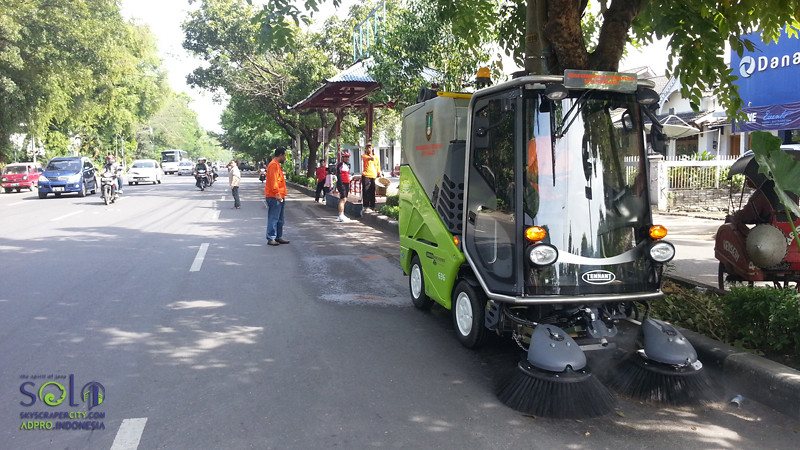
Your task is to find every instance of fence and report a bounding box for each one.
[626,155,739,189]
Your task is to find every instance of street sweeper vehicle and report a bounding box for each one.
[398,69,716,418]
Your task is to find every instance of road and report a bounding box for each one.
[1,173,798,449]
[653,214,722,287]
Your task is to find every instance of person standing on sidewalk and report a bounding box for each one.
[360,144,382,213]
[314,158,327,203]
[336,151,352,222]
[265,147,290,246]
[227,160,242,209]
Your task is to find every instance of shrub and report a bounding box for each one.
[379,205,399,219]
[653,283,729,342]
[384,194,399,207]
[723,286,800,353]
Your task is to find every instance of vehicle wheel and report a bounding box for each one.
[15,188,21,193]
[718,262,753,291]
[451,280,487,348]
[409,255,434,310]
[103,186,110,205]
[78,182,86,197]
[38,192,47,199]
[55,193,61,197]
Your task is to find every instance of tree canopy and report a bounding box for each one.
[255,0,800,116]
[0,0,219,165]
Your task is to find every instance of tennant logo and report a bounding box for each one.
[582,270,615,285]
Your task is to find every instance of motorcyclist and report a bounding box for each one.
[102,154,123,197]
[194,157,209,189]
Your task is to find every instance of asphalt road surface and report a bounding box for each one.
[1,173,798,449]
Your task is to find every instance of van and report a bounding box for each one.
[37,156,98,198]
[1,162,43,193]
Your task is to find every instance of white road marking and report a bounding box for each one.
[50,210,83,222]
[220,196,226,201]
[190,243,210,272]
[110,418,148,450]
[212,210,220,221]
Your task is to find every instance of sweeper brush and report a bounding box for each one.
[497,361,616,419]
[609,351,719,404]
[608,317,720,405]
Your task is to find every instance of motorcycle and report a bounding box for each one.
[195,169,211,191]
[100,171,117,205]
[259,167,266,183]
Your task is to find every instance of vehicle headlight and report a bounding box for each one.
[22,175,28,180]
[39,175,49,183]
[649,241,675,263]
[527,244,558,266]
[67,174,82,183]
[1,177,6,182]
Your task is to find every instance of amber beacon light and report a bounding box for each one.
[525,226,547,242]
[649,225,668,239]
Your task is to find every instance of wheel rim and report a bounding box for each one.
[410,264,423,299]
[454,292,473,336]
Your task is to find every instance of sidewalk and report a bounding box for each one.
[288,179,800,420]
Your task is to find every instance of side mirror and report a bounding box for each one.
[649,124,667,155]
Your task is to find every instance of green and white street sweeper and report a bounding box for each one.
[398,69,716,419]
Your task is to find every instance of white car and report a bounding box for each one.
[127,159,163,185]
[177,161,194,176]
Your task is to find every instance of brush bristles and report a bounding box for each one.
[497,360,616,419]
[609,353,720,404]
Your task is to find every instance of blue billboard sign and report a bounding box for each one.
[730,30,800,108]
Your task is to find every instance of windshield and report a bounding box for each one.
[162,153,178,163]
[46,160,81,172]
[525,93,648,258]
[132,161,155,168]
[3,166,28,175]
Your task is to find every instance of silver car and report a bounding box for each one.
[177,161,194,176]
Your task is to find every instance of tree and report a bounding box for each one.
[255,0,800,117]
[0,0,169,162]
[184,0,340,176]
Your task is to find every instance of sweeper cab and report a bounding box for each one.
[398,69,716,418]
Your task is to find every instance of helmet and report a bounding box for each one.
[198,157,207,162]
[341,151,351,157]
[106,154,115,162]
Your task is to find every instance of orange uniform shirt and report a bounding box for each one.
[264,159,287,198]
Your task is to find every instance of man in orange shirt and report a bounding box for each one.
[265,147,290,246]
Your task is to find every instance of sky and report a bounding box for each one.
[119,0,668,133]
[119,0,360,134]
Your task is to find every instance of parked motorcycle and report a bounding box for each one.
[100,171,117,205]
[195,169,211,191]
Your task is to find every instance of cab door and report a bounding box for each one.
[463,89,523,296]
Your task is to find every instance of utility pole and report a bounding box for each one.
[525,0,549,75]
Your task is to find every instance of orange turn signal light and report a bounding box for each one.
[649,225,668,239]
[453,236,460,246]
[525,226,547,242]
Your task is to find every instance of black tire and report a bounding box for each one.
[103,185,111,205]
[15,188,21,193]
[451,280,487,349]
[78,182,86,197]
[409,255,434,310]
[38,192,47,199]
[4,188,12,193]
